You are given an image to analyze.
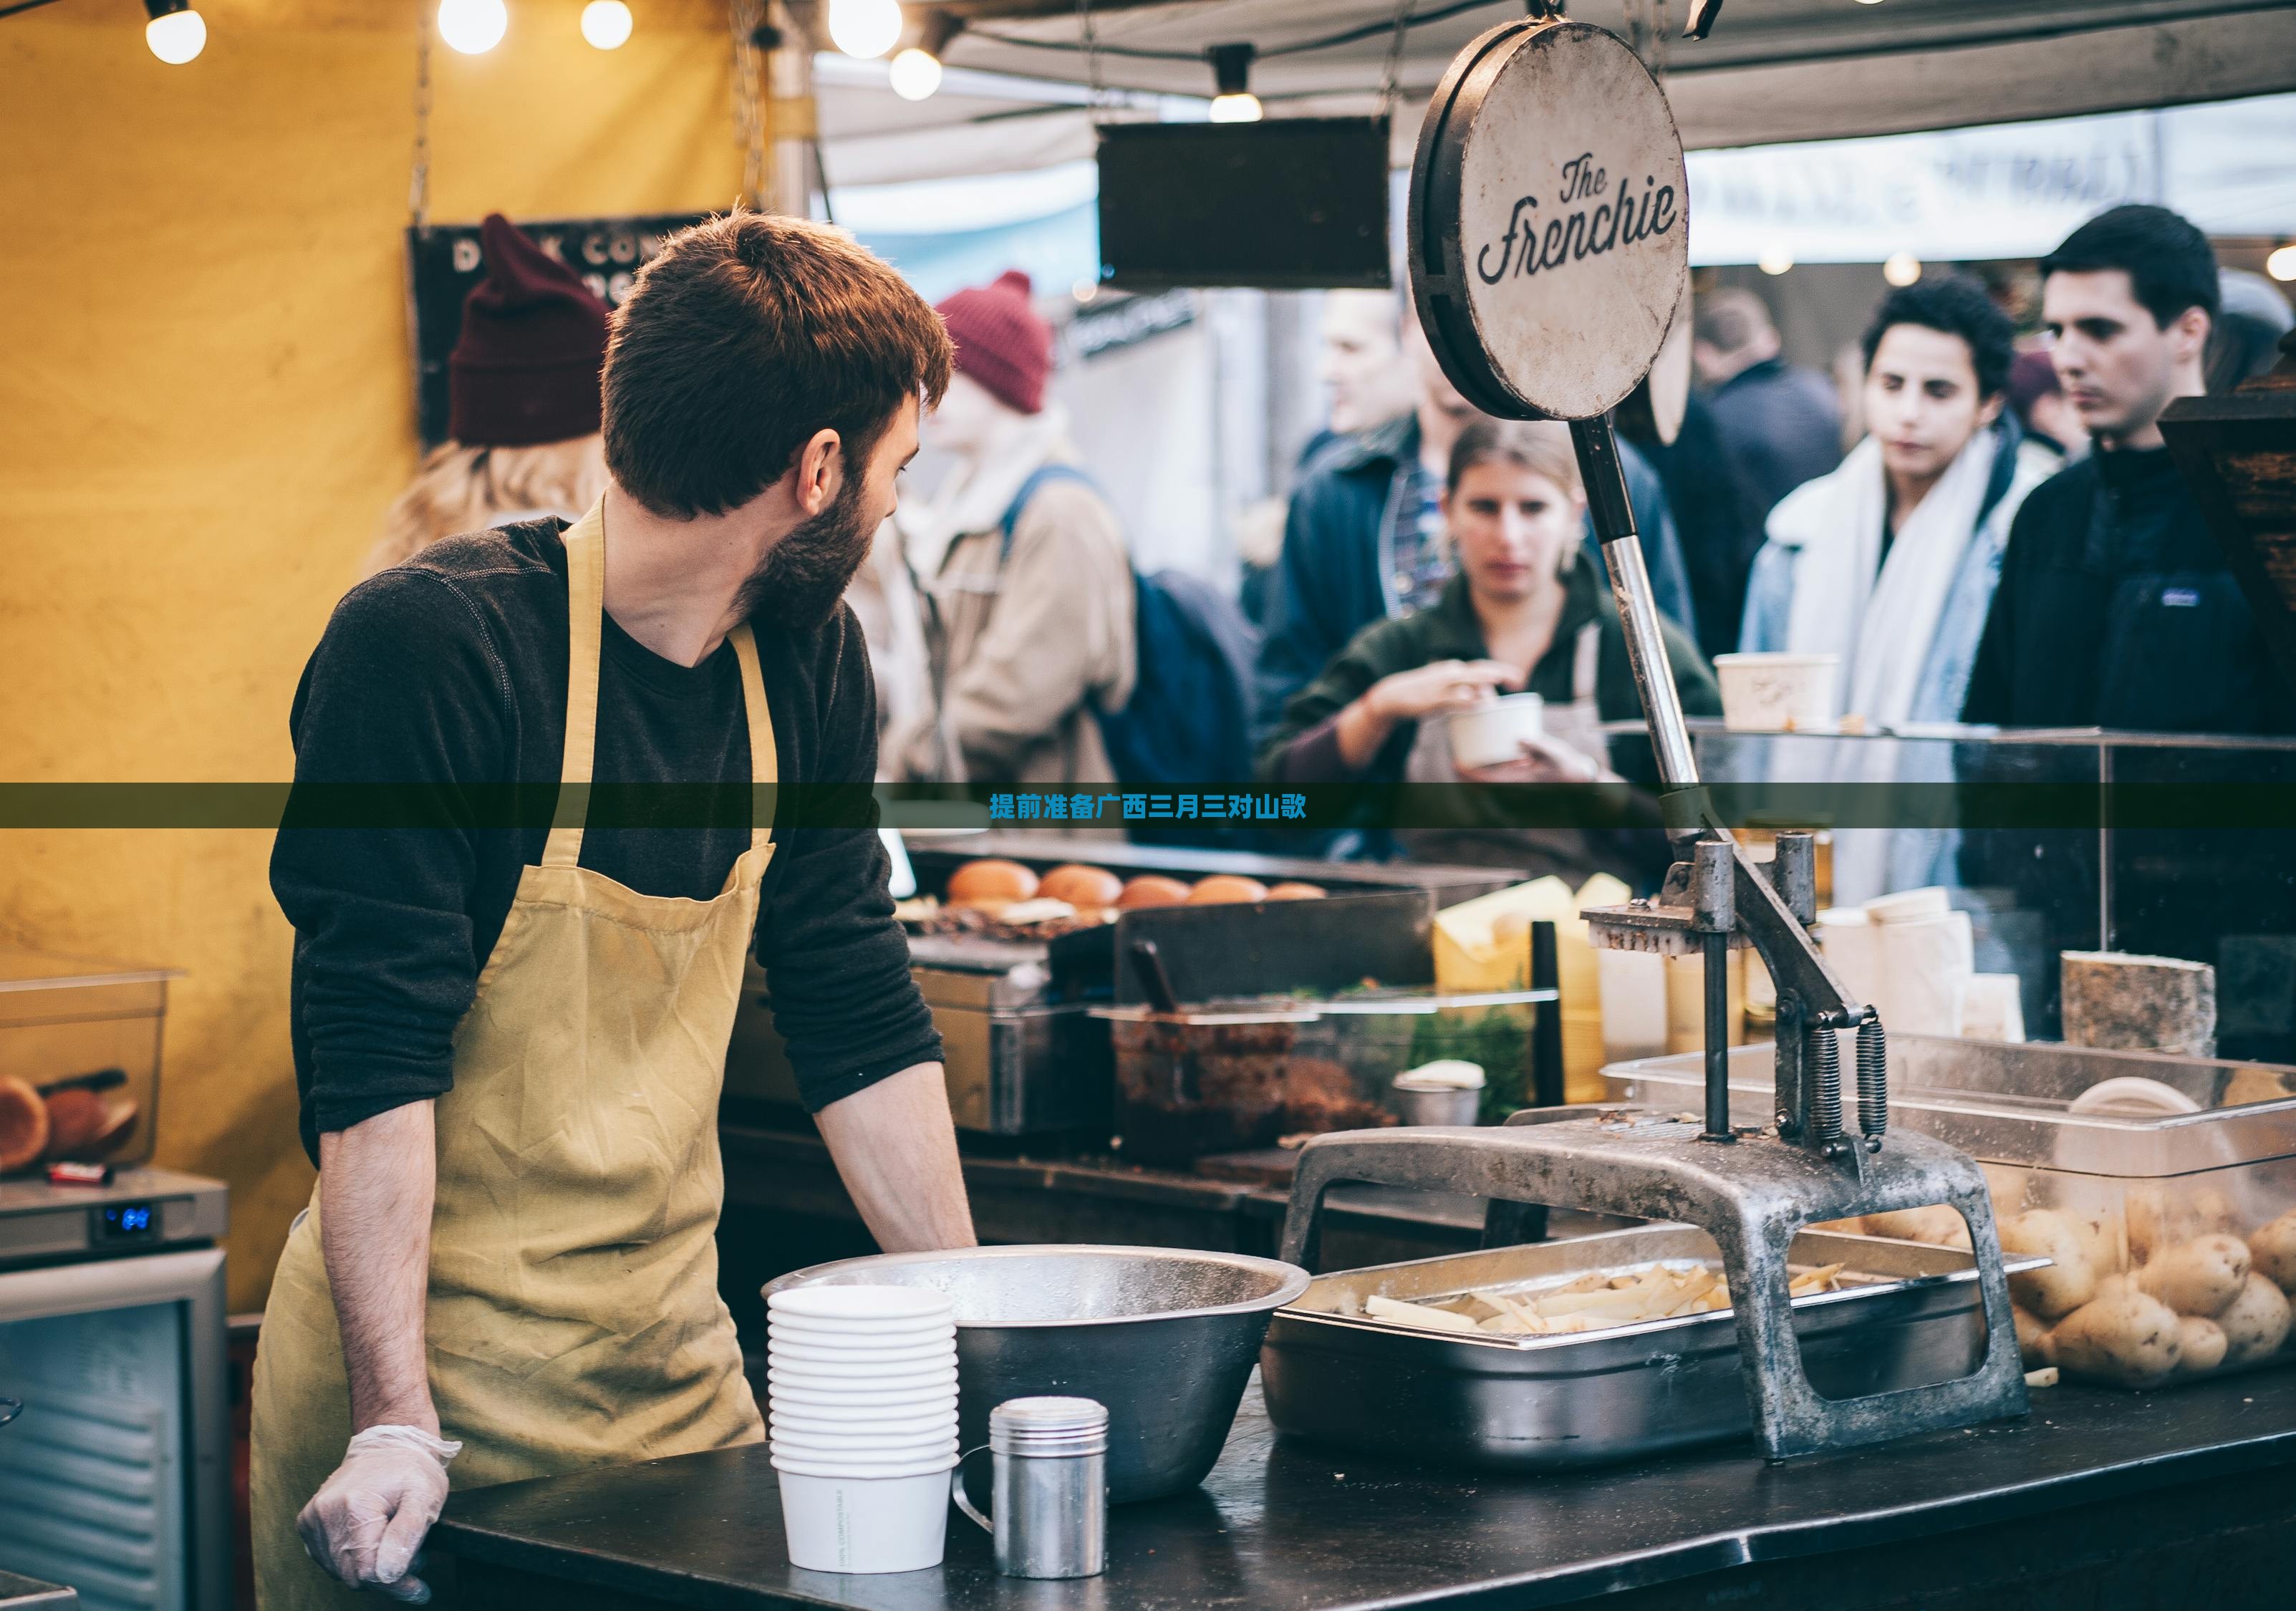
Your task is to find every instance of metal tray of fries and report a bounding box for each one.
[1260,1224,2047,1471]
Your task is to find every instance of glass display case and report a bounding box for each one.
[1602,720,2296,1063]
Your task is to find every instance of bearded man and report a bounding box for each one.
[254,213,977,1607]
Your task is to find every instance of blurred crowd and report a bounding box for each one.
[375,203,2294,881]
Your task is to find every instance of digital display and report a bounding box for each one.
[97,1202,158,1242]
[1095,118,1393,291]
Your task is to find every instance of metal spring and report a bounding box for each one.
[1805,1024,1843,1151]
[1856,1017,1889,1151]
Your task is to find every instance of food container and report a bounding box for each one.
[1605,1035,2296,1390]
[1712,652,1838,732]
[0,949,174,1174]
[1104,1007,1313,1164]
[1261,1224,2040,1470]
[1442,692,1546,770]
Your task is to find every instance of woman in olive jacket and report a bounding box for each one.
[1258,420,1719,880]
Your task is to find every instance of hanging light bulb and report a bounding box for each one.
[143,0,207,64]
[1207,42,1262,124]
[2267,243,2296,284]
[581,1,633,49]
[1757,244,1794,276]
[828,0,905,60]
[1882,251,1922,287]
[437,0,508,55]
[887,11,959,102]
[889,49,942,100]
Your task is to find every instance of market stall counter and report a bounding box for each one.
[429,1369,2296,1610]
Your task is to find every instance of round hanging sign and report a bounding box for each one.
[1409,19,1689,422]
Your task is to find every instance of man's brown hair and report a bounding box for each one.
[602,212,954,518]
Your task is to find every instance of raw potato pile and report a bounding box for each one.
[1826,1183,2296,1389]
[1358,1261,1846,1339]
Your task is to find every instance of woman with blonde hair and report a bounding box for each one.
[364,213,612,576]
[1258,419,1719,878]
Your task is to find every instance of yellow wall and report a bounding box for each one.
[0,0,741,1311]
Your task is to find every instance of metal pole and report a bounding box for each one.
[1704,932,1730,1139]
[1568,415,1700,791]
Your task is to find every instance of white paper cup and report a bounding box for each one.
[768,1285,955,1325]
[766,1314,953,1340]
[766,1363,958,1390]
[768,1377,958,1403]
[768,1338,957,1366]
[770,1408,958,1440]
[772,1436,958,1464]
[1444,692,1545,770]
[777,1466,952,1574]
[1713,653,1838,732]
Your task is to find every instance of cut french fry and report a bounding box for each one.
[1366,1295,1480,1332]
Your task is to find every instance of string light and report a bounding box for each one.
[828,0,905,60]
[1207,42,1262,123]
[888,11,960,102]
[581,1,633,49]
[2267,244,2296,284]
[143,0,206,64]
[1883,251,1922,287]
[437,0,508,55]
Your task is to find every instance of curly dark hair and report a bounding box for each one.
[1859,273,2017,400]
[603,212,953,519]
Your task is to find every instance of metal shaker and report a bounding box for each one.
[951,1395,1108,1579]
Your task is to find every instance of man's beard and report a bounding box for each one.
[736,473,874,634]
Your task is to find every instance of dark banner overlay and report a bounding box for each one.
[4,782,2295,832]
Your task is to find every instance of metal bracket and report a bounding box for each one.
[1279,1118,2029,1461]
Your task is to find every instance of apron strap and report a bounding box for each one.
[543,503,609,869]
[730,624,778,853]
[1571,619,1603,707]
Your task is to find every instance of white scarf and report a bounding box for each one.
[896,404,1076,579]
[1776,428,2000,727]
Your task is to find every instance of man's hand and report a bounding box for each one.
[814,1063,976,1252]
[296,1425,461,1603]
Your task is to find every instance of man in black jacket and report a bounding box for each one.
[1962,205,2287,733]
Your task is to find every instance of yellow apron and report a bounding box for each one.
[251,503,773,1608]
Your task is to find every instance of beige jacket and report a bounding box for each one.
[905,458,1135,788]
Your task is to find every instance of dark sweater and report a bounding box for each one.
[271,520,940,1163]
[1961,445,2290,732]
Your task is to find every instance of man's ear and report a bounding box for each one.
[2174,306,2212,366]
[1978,392,2006,429]
[794,427,844,517]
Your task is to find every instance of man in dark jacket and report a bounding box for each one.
[1962,205,2289,733]
[1254,330,1697,736]
[1694,286,1844,518]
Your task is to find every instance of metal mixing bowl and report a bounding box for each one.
[763,1244,1308,1504]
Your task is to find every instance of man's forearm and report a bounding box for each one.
[814,1063,977,1253]
[317,1102,440,1435]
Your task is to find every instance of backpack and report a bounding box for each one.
[1000,465,1261,786]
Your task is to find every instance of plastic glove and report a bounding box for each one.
[296,1424,463,1603]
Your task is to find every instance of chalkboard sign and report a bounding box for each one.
[406,213,707,448]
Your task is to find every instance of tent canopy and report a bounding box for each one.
[816,0,2296,183]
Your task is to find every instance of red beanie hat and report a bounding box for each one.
[935,269,1053,415]
[448,213,612,448]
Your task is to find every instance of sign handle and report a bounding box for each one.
[1568,414,1702,795]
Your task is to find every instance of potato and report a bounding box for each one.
[2093,1272,2133,1304]
[2187,1187,2240,1239]
[1863,1206,1972,1250]
[2137,1234,2250,1317]
[2051,1290,2183,1388]
[2173,1316,2228,1378]
[2127,1189,2169,1267]
[2066,1210,2124,1277]
[2012,1305,2055,1369]
[2000,1209,2098,1320]
[2215,1273,2292,1365]
[2131,1188,2241,1264]
[2248,1209,2296,1294]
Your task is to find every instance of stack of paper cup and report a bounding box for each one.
[767,1285,958,1574]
